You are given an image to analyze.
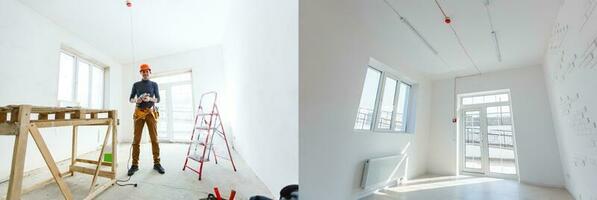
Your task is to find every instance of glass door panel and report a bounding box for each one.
[153,72,194,142]
[171,84,194,140]
[463,110,483,172]
[156,89,169,139]
[486,106,517,175]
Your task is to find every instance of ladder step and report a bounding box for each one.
[195,127,214,130]
[197,113,218,116]
[191,140,206,146]
[188,154,209,162]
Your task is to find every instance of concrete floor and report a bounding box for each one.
[364,175,573,200]
[0,143,273,200]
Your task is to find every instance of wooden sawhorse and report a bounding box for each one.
[0,105,118,200]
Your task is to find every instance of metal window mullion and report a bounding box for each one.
[372,71,386,132]
[390,77,401,131]
[480,107,490,174]
[101,68,106,109]
[87,64,94,109]
[73,56,80,105]
[167,85,174,140]
[402,83,411,132]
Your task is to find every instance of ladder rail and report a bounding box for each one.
[183,106,202,171]
[183,91,237,180]
[215,105,237,171]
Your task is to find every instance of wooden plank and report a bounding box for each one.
[38,113,48,120]
[0,123,17,135]
[89,123,112,193]
[0,112,7,122]
[6,105,31,200]
[32,119,111,128]
[71,110,85,120]
[71,126,78,176]
[83,179,116,200]
[9,109,19,122]
[29,124,73,200]
[75,158,112,167]
[55,112,65,120]
[110,110,118,175]
[90,113,98,119]
[69,166,114,179]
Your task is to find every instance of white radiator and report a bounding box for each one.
[360,154,406,189]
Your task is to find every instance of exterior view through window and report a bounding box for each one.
[153,72,195,142]
[57,51,105,109]
[354,66,411,133]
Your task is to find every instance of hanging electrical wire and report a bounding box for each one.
[383,0,454,70]
[116,0,138,188]
[483,0,503,62]
[127,0,136,66]
[434,0,482,75]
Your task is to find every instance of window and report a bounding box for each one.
[462,93,508,105]
[354,68,381,130]
[153,72,194,141]
[354,66,412,132]
[57,51,105,109]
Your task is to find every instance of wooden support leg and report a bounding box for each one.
[7,105,31,200]
[89,122,112,193]
[71,125,78,176]
[29,124,73,200]
[109,111,118,176]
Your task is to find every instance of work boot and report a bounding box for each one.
[154,164,165,174]
[127,165,139,176]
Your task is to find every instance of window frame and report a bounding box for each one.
[355,65,413,133]
[57,50,107,109]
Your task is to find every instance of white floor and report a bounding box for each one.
[0,143,273,200]
[364,175,573,200]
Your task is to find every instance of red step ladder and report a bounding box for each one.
[183,91,237,180]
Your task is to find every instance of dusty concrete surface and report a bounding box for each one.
[1,143,273,200]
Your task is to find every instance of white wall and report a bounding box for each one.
[120,46,226,142]
[427,66,565,187]
[300,0,432,199]
[543,0,597,198]
[0,0,123,182]
[223,0,298,197]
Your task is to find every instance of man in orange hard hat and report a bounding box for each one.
[127,63,165,176]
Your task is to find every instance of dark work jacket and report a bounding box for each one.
[129,79,160,108]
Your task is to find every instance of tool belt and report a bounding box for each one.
[133,107,159,121]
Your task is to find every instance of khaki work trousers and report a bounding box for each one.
[132,107,160,165]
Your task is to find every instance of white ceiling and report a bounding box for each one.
[18,0,560,78]
[19,0,228,64]
[382,0,561,79]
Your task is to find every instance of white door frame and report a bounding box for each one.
[458,91,520,180]
[157,80,194,142]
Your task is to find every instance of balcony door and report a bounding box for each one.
[153,72,195,142]
[460,92,518,179]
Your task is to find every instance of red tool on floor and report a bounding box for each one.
[183,91,237,180]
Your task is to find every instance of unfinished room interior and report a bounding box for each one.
[299,0,597,199]
[0,0,297,199]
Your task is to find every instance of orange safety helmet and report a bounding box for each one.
[139,63,151,72]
